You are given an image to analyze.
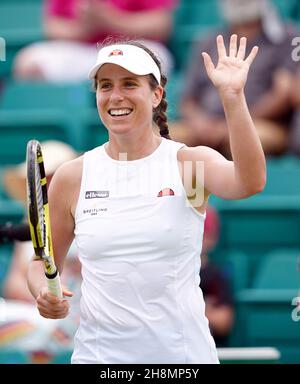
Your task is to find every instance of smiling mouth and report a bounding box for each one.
[108,108,133,117]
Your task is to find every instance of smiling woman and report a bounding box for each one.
[95,64,162,142]
[91,40,170,143]
[27,36,266,364]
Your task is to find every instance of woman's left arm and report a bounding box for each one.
[183,34,266,200]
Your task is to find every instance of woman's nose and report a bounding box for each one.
[110,87,124,103]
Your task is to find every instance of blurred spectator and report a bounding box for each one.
[200,205,234,347]
[289,66,300,155]
[13,0,177,82]
[0,141,81,363]
[171,0,299,158]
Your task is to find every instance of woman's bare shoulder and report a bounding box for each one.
[177,145,219,163]
[48,155,84,217]
[55,155,83,178]
[50,155,84,192]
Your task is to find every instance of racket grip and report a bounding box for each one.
[46,273,63,298]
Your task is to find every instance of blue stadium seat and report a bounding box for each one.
[213,196,300,283]
[231,249,300,362]
[253,249,300,290]
[0,167,10,201]
[0,81,95,163]
[0,2,43,78]
[168,0,223,71]
[79,108,109,151]
[210,154,300,283]
[271,0,299,20]
[233,289,300,363]
[0,349,29,364]
[0,3,42,44]
[166,71,183,121]
[0,244,14,296]
[263,156,300,196]
[0,200,24,224]
[51,351,72,364]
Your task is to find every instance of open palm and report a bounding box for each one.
[202,34,259,94]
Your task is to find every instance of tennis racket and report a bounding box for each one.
[26,139,63,298]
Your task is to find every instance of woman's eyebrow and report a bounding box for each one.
[97,76,140,82]
[97,78,111,83]
[123,76,139,81]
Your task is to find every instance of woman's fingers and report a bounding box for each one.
[237,37,247,60]
[37,297,68,311]
[37,301,69,318]
[229,34,238,57]
[39,308,69,319]
[62,285,74,297]
[37,288,70,319]
[202,52,215,77]
[216,35,227,59]
[245,46,259,66]
[215,34,258,64]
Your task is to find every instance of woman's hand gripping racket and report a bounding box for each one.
[26,139,63,298]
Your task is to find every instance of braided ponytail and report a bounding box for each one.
[139,49,171,140]
[152,74,171,140]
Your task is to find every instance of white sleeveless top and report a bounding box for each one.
[71,138,219,364]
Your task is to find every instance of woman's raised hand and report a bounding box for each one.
[202,34,258,95]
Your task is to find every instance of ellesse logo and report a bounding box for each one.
[85,191,109,199]
[157,188,175,197]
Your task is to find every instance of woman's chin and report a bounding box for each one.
[108,124,135,136]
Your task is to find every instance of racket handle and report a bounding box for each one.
[46,273,63,298]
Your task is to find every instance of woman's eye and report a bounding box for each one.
[125,82,137,88]
[100,83,111,89]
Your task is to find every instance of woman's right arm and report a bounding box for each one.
[27,159,81,318]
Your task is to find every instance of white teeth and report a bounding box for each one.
[109,109,132,116]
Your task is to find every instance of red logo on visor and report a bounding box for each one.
[109,49,123,57]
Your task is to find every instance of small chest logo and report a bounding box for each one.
[157,188,175,197]
[85,191,109,199]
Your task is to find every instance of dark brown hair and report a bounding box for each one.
[93,37,171,140]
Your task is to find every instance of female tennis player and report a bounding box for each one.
[27,34,266,363]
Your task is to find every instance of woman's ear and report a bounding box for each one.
[152,85,164,109]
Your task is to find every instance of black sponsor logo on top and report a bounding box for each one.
[85,191,109,199]
[83,208,108,216]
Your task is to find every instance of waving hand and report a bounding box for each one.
[202,34,258,94]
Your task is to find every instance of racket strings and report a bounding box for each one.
[27,140,57,275]
[35,158,45,247]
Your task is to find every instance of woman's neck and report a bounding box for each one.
[106,131,162,161]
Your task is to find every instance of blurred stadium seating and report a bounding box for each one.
[0,349,30,364]
[210,155,300,283]
[0,1,43,79]
[168,0,223,71]
[0,81,91,163]
[0,80,109,160]
[0,0,300,364]
[231,250,300,363]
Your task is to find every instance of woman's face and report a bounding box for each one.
[95,63,163,136]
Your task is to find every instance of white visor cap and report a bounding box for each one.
[88,44,161,84]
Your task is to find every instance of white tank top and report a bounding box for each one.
[72,138,219,364]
